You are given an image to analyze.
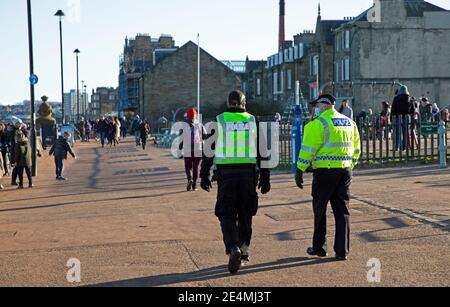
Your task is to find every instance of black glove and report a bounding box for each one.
[211,170,219,183]
[295,169,304,190]
[258,171,271,195]
[200,177,212,192]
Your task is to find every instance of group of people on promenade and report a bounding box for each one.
[0,117,34,190]
[0,116,77,191]
[75,115,151,150]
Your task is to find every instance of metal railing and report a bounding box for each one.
[357,115,449,166]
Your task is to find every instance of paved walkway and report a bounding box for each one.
[0,139,448,287]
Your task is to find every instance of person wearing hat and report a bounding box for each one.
[179,108,206,191]
[14,132,33,189]
[200,90,271,274]
[295,94,361,261]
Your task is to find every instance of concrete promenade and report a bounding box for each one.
[0,139,448,287]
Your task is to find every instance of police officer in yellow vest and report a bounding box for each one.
[295,94,361,261]
[200,90,271,274]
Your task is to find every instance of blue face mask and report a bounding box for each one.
[314,108,322,118]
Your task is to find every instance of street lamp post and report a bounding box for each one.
[74,49,80,122]
[26,0,37,176]
[54,10,65,125]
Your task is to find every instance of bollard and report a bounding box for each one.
[438,121,447,168]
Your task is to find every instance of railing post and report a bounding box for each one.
[431,117,435,161]
[438,120,447,168]
[386,118,390,163]
[405,115,410,162]
[379,118,383,165]
[365,118,370,164]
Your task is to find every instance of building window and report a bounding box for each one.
[287,69,292,90]
[313,55,319,76]
[336,33,341,51]
[273,72,278,94]
[280,70,284,93]
[243,81,247,95]
[310,56,319,76]
[257,78,261,96]
[335,62,340,83]
[344,30,350,49]
[344,57,350,80]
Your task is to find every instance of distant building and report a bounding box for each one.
[142,41,240,122]
[64,90,87,122]
[91,87,119,118]
[334,0,450,112]
[118,34,177,115]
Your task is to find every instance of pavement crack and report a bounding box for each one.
[352,194,449,231]
[178,241,213,287]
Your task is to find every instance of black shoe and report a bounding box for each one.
[11,182,18,186]
[17,185,24,190]
[187,180,193,192]
[192,182,198,191]
[336,255,348,261]
[307,247,328,258]
[228,246,242,274]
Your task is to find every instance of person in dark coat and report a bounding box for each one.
[14,132,33,189]
[49,132,76,181]
[139,120,150,150]
[391,85,411,151]
[8,118,28,186]
[97,117,108,148]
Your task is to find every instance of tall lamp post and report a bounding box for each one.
[26,0,37,176]
[74,49,80,122]
[54,10,65,124]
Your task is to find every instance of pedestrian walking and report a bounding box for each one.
[97,117,108,148]
[338,99,354,120]
[8,117,28,186]
[114,117,121,145]
[49,132,76,181]
[0,138,4,190]
[14,132,33,189]
[0,123,10,176]
[391,85,411,151]
[120,117,129,139]
[432,103,440,121]
[200,90,271,274]
[180,108,206,191]
[295,94,361,261]
[140,120,150,150]
[132,115,142,146]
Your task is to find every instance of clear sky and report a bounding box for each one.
[1,0,449,105]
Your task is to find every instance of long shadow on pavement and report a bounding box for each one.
[88,257,336,287]
[0,191,187,213]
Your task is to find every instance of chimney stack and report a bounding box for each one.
[279,0,286,51]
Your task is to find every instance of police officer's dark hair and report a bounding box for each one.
[228,90,246,107]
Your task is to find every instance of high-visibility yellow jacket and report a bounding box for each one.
[215,112,258,165]
[297,108,361,172]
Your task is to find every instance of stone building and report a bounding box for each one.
[142,41,241,123]
[118,34,177,115]
[333,0,450,113]
[90,87,119,118]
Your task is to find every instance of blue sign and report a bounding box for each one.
[29,74,39,85]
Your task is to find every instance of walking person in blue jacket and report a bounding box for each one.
[49,132,76,181]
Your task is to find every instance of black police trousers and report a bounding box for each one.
[215,168,259,255]
[312,168,352,257]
